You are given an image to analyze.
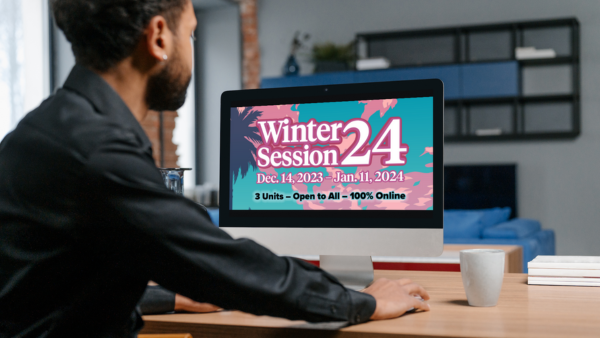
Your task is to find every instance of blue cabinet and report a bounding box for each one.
[461,62,519,98]
[353,64,462,100]
[262,72,355,88]
[261,61,519,101]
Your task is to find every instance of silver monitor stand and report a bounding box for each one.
[320,255,374,291]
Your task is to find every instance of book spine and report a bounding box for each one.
[527,281,600,287]
[528,276,600,283]
[528,268,600,277]
[527,262,600,270]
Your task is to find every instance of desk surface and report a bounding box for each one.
[142,270,600,338]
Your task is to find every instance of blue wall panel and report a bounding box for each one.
[353,65,461,100]
[461,61,519,99]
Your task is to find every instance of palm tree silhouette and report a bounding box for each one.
[229,107,263,208]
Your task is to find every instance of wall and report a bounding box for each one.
[239,0,261,89]
[139,110,180,168]
[52,24,75,91]
[257,0,600,256]
[195,5,242,188]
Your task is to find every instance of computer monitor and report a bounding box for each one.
[219,79,444,288]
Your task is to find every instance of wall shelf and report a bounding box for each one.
[358,17,580,142]
[444,132,580,143]
[262,18,580,142]
[519,56,573,66]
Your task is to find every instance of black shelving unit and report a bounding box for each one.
[357,18,580,142]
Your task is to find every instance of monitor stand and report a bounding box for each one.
[320,255,374,291]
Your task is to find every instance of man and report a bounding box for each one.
[0,0,430,336]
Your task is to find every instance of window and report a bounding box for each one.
[0,0,51,141]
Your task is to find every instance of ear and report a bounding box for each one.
[145,15,174,63]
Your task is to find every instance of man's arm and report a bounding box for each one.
[85,138,376,324]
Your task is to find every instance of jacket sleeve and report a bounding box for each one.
[139,285,176,315]
[84,136,376,325]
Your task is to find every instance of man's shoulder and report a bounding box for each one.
[16,88,143,158]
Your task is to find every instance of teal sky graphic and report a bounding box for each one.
[231,97,433,210]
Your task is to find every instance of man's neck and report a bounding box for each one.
[95,60,150,123]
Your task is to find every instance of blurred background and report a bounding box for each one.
[2,0,600,257]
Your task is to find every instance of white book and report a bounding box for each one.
[528,268,600,277]
[528,279,600,287]
[515,47,557,60]
[528,255,600,270]
[356,57,391,71]
[475,128,502,136]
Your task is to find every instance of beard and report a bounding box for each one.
[146,49,192,111]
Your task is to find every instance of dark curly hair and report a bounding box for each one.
[51,0,188,71]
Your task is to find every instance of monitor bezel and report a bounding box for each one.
[219,79,443,229]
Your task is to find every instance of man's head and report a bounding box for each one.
[52,0,197,111]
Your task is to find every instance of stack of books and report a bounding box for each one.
[528,256,600,286]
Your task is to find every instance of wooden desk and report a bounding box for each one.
[141,270,600,338]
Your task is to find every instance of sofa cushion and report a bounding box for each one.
[482,218,541,239]
[443,212,484,239]
[445,207,511,229]
[479,207,512,228]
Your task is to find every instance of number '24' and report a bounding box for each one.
[341,118,409,166]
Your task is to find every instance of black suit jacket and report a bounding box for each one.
[0,65,375,337]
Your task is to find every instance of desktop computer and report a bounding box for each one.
[219,79,444,289]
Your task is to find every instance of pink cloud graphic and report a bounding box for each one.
[359,99,398,120]
[420,147,433,156]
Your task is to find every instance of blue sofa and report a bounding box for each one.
[443,208,554,273]
[206,208,554,273]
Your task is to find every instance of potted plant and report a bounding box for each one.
[312,41,356,73]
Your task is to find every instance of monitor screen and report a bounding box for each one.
[221,80,444,231]
[223,82,441,229]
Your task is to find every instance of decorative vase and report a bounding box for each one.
[283,54,300,76]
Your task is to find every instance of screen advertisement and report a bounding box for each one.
[229,96,434,213]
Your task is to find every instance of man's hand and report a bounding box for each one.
[363,278,431,320]
[174,294,222,313]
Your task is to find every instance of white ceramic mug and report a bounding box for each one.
[459,249,505,307]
